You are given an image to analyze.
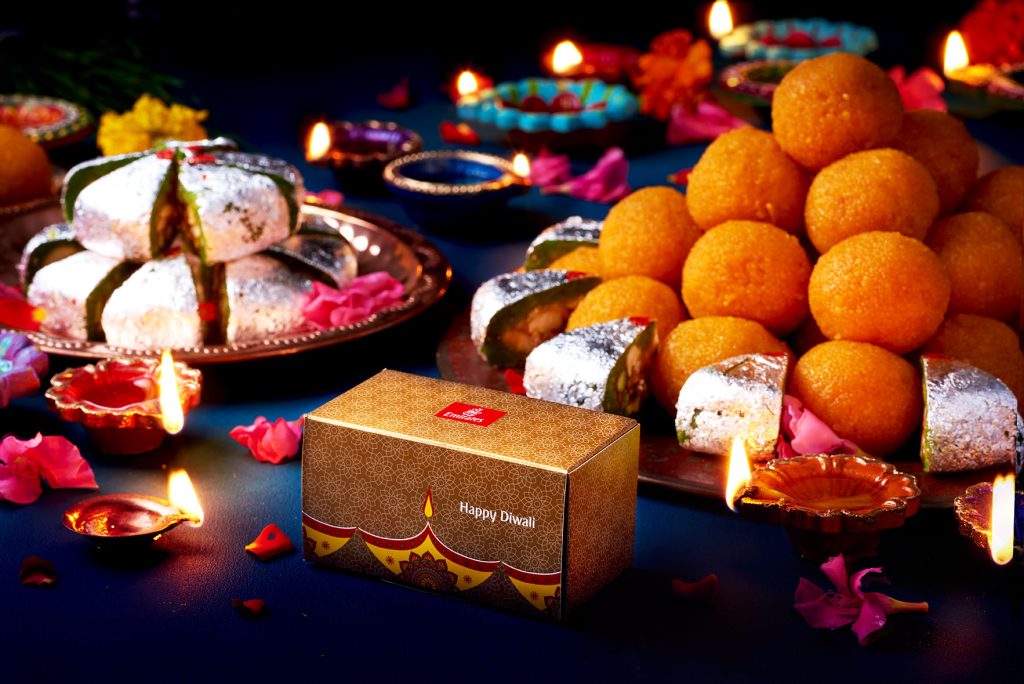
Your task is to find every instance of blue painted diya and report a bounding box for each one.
[383,150,529,229]
[456,78,641,153]
[308,120,422,194]
[719,19,877,61]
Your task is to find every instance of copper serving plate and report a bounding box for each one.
[1,202,451,363]
[437,310,1003,508]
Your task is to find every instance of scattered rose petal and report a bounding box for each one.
[541,147,630,204]
[232,598,269,620]
[777,395,860,459]
[19,556,57,587]
[672,573,718,603]
[0,434,98,505]
[0,333,48,408]
[529,149,572,187]
[667,167,692,186]
[504,369,526,396]
[245,523,296,561]
[377,77,412,110]
[0,285,45,332]
[667,100,750,146]
[889,66,947,112]
[795,554,928,646]
[302,272,405,330]
[440,121,480,146]
[305,189,345,209]
[229,416,304,465]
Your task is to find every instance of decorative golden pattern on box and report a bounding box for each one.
[302,369,639,620]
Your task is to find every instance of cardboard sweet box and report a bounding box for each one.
[301,370,640,620]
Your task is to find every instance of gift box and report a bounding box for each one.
[301,370,639,620]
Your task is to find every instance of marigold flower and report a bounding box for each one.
[97,94,208,156]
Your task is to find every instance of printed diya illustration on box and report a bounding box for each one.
[301,370,639,620]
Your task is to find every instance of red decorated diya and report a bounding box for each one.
[736,454,922,560]
[46,356,201,454]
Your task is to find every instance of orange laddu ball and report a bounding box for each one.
[890,110,979,215]
[808,231,950,354]
[567,275,685,334]
[924,313,1024,404]
[926,212,1023,322]
[0,125,51,205]
[686,128,810,234]
[771,53,904,170]
[964,167,1024,239]
[789,341,922,457]
[804,148,939,254]
[682,220,811,335]
[548,246,602,275]
[599,186,702,288]
[651,316,789,412]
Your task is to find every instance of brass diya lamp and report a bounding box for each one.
[46,351,201,455]
[954,473,1020,566]
[64,469,204,548]
[726,439,922,561]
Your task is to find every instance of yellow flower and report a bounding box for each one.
[97,94,209,156]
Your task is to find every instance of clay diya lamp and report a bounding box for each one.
[735,454,922,561]
[64,469,204,549]
[46,353,202,455]
[718,60,797,106]
[305,120,422,194]
[954,475,1020,566]
[383,150,530,230]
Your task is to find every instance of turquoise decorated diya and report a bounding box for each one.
[718,19,877,61]
[456,78,640,153]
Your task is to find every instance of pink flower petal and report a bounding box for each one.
[779,395,859,457]
[230,416,304,464]
[529,149,572,187]
[794,578,858,629]
[851,592,892,645]
[0,434,96,504]
[541,148,631,204]
[302,273,405,331]
[305,189,345,209]
[377,77,411,110]
[889,66,947,112]
[667,100,750,146]
[820,553,852,593]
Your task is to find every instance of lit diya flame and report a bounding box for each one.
[551,40,584,75]
[169,468,204,526]
[708,0,734,40]
[943,30,969,77]
[512,153,531,178]
[306,122,332,162]
[989,473,1014,565]
[456,70,481,98]
[157,349,184,435]
[724,436,751,512]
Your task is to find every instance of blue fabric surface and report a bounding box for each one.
[1,54,1021,684]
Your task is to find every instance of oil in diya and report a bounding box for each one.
[45,350,201,455]
[63,469,204,549]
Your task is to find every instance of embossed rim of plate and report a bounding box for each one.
[6,203,451,363]
[383,150,525,196]
[736,454,922,534]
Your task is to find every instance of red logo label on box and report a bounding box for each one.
[435,402,506,426]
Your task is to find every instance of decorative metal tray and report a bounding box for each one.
[2,202,451,363]
[437,311,1000,508]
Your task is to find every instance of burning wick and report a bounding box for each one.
[157,349,184,435]
[989,473,1014,565]
[306,122,332,162]
[512,153,531,179]
[708,0,733,40]
[724,436,751,512]
[456,71,481,98]
[168,468,204,526]
[551,40,584,75]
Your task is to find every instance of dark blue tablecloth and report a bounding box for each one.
[2,51,1021,684]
